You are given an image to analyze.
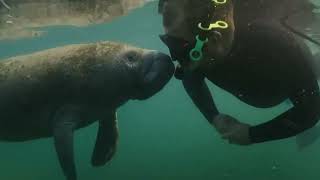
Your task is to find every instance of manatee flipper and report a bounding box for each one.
[91,111,119,167]
[296,125,320,150]
[53,106,79,180]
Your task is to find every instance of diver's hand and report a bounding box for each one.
[212,114,252,146]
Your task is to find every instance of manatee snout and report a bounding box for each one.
[136,51,174,99]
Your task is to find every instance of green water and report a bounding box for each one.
[0,2,320,180]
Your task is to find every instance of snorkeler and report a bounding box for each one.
[158,0,320,145]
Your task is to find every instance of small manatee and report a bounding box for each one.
[0,41,174,180]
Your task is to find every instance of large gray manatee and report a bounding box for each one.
[0,41,174,180]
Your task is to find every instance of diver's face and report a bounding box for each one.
[161,0,235,60]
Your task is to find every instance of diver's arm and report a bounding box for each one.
[249,82,320,143]
[182,71,219,123]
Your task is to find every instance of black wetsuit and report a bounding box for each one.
[183,23,320,143]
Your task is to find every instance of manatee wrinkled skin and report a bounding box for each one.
[0,41,174,180]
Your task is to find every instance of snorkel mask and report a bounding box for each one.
[159,0,229,79]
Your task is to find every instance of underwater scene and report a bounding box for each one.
[0,0,320,179]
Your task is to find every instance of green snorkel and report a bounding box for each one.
[189,0,229,61]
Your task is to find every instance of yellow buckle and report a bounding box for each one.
[198,21,228,31]
[213,0,227,4]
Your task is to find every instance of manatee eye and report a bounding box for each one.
[125,51,138,63]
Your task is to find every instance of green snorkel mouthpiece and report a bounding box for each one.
[190,35,209,61]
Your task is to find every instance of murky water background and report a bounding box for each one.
[0,1,319,180]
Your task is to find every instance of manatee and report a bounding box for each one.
[0,0,150,40]
[0,41,174,180]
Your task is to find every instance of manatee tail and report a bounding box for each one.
[296,125,320,150]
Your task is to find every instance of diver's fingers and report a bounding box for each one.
[222,133,237,145]
[221,131,235,139]
[213,114,238,133]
